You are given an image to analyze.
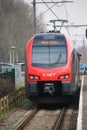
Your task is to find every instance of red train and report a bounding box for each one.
[25,32,81,103]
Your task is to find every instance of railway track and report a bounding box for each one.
[11,107,73,130]
[11,106,38,130]
[53,107,65,130]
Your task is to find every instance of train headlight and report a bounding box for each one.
[29,75,34,80]
[64,74,69,79]
[58,74,69,79]
[29,75,40,80]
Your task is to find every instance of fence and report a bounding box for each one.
[0,87,25,117]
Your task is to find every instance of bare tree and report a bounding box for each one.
[0,0,45,62]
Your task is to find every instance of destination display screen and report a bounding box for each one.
[33,34,66,46]
[41,41,58,45]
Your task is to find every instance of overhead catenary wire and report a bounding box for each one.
[36,1,64,18]
[34,0,73,32]
[64,6,71,37]
[51,0,64,7]
[41,0,60,19]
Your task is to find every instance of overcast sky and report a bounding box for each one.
[23,0,87,46]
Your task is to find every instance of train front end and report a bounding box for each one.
[25,33,78,103]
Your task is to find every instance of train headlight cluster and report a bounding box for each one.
[29,75,40,80]
[58,74,70,79]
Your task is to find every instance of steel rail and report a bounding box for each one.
[11,106,38,130]
[53,107,65,130]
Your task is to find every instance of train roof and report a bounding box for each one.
[27,32,76,52]
[34,32,65,39]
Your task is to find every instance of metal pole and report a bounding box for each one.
[11,46,15,64]
[13,49,14,64]
[33,0,36,34]
[10,49,12,64]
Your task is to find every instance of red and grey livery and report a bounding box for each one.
[25,32,81,103]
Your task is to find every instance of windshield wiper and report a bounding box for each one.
[54,54,62,64]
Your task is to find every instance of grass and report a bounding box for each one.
[0,98,28,120]
[0,107,17,120]
[16,81,25,89]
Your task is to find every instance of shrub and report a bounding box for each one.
[0,77,15,98]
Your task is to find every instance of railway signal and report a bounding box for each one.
[86,29,87,38]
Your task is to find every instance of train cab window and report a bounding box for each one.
[32,34,67,68]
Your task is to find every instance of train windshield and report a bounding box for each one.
[32,34,67,68]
